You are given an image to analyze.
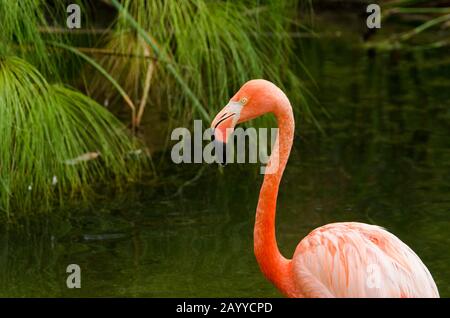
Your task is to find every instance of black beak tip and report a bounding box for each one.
[213,140,227,165]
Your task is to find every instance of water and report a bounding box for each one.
[1,27,449,297]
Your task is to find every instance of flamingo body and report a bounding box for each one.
[211,79,439,298]
[291,222,439,297]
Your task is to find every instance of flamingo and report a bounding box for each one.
[210,79,439,298]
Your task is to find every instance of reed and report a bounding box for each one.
[90,0,318,129]
[0,56,144,221]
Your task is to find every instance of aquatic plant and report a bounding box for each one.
[0,0,78,77]
[0,56,144,221]
[89,0,317,129]
[0,0,319,221]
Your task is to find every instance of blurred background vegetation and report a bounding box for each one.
[0,0,317,221]
[2,0,448,221]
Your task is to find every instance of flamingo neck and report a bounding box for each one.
[254,98,295,296]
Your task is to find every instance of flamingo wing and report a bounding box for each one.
[291,222,439,298]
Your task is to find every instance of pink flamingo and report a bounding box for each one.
[211,79,439,298]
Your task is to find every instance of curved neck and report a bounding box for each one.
[254,99,295,296]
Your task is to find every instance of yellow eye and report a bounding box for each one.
[240,97,248,105]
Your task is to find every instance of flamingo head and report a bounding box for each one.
[211,79,280,163]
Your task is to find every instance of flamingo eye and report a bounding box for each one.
[240,97,248,105]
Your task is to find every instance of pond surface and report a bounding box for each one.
[1,24,449,297]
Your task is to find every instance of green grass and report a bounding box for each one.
[0,0,318,221]
[0,56,145,221]
[90,0,317,130]
[48,41,139,131]
[0,0,73,77]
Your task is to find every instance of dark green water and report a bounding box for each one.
[1,32,449,297]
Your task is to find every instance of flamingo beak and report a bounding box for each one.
[210,101,243,165]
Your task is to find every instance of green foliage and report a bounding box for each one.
[0,0,319,221]
[0,0,71,76]
[0,56,144,221]
[92,0,316,128]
